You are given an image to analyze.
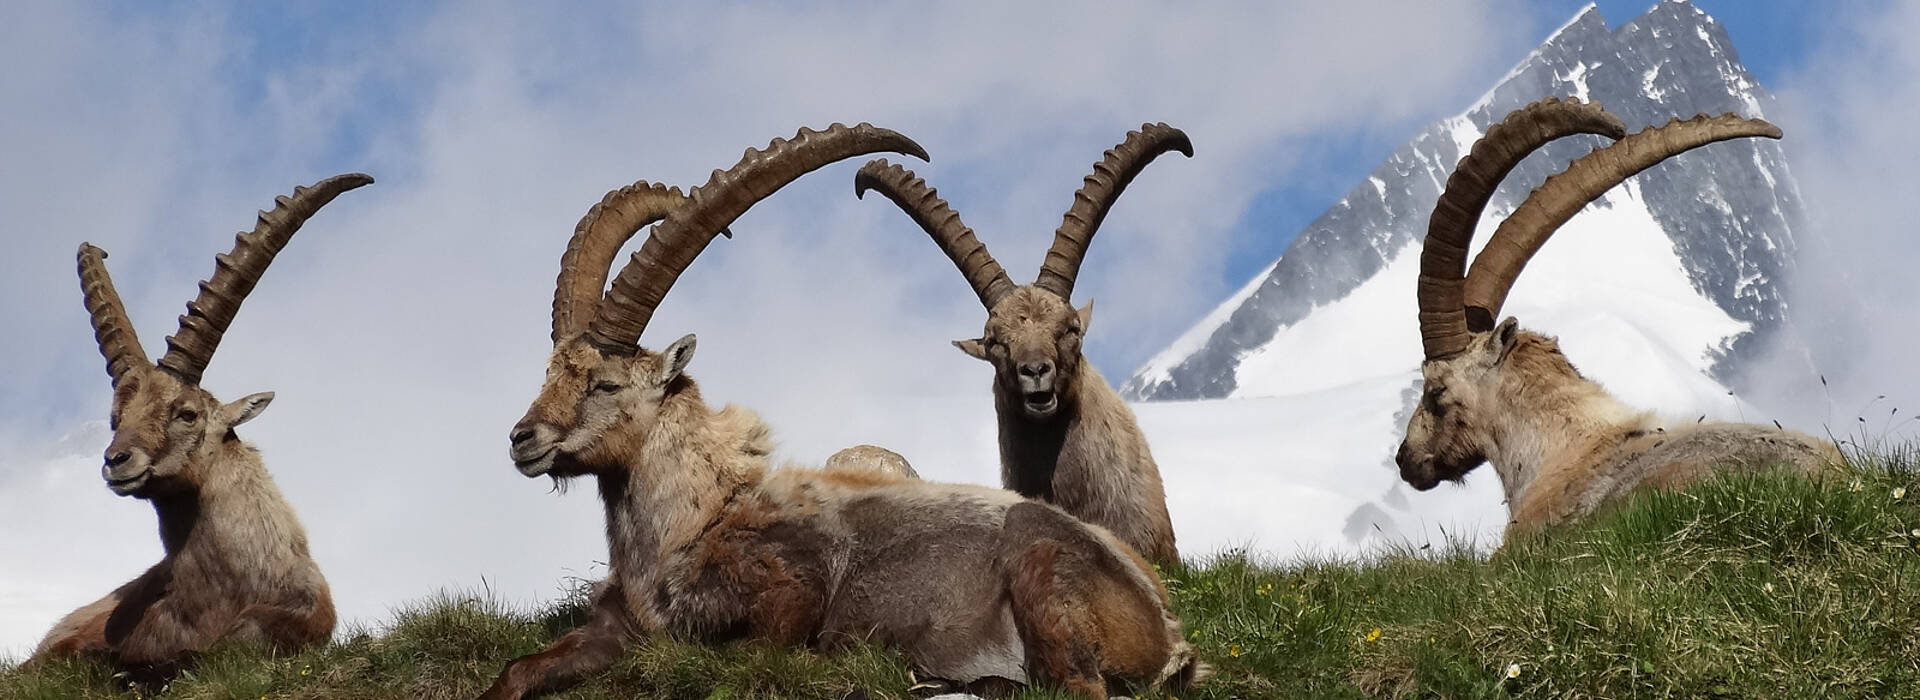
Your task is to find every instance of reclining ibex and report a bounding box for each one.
[31,174,369,682]
[1396,98,1839,534]
[486,124,1204,700]
[852,124,1190,563]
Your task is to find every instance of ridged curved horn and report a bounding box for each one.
[1033,123,1193,300]
[1418,99,1627,360]
[1462,113,1782,327]
[157,173,374,384]
[552,181,689,343]
[586,123,928,353]
[855,159,1015,309]
[77,244,148,386]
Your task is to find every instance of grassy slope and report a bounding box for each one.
[5,459,1919,699]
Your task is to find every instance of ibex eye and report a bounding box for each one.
[593,381,621,394]
[177,409,199,423]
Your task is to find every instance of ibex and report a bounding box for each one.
[1397,98,1838,534]
[30,174,370,682]
[852,124,1189,563]
[485,124,1204,700]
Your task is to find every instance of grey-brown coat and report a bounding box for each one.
[32,174,368,682]
[852,124,1189,563]
[1396,99,1838,534]
[482,124,1205,699]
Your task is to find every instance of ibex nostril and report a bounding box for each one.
[106,451,131,467]
[1019,363,1049,378]
[510,427,535,445]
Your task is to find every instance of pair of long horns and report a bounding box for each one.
[854,123,1192,309]
[1417,99,1782,360]
[80,173,374,386]
[550,123,928,353]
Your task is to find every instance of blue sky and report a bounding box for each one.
[1559,0,1828,85]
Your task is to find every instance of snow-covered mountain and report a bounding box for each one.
[1115,0,1808,548]
[1125,0,1803,403]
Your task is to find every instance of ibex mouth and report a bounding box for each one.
[1403,472,1442,491]
[1022,391,1058,414]
[513,448,557,477]
[105,468,153,495]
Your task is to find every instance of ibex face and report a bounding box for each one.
[75,175,369,500]
[1396,319,1530,491]
[956,288,1091,420]
[854,124,1188,422]
[509,335,696,479]
[102,364,272,497]
[510,122,926,480]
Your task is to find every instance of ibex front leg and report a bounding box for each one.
[480,582,641,700]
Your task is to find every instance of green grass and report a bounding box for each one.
[7,458,1920,699]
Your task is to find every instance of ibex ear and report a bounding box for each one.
[219,392,275,427]
[1493,317,1522,365]
[1076,300,1094,331]
[953,338,989,361]
[658,334,697,384]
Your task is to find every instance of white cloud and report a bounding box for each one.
[1743,0,1920,442]
[0,0,1542,658]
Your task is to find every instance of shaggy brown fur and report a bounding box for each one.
[492,124,1199,698]
[1397,318,1840,534]
[31,372,335,681]
[824,444,918,479]
[1400,102,1836,535]
[34,180,357,682]
[955,289,1178,563]
[855,132,1188,563]
[488,336,1206,699]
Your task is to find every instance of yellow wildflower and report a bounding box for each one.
[1229,643,1241,658]
[1895,487,1908,500]
[1365,628,1382,642]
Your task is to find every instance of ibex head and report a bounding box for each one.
[856,124,1190,420]
[1396,98,1781,490]
[79,174,372,497]
[954,289,1091,419]
[510,123,926,478]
